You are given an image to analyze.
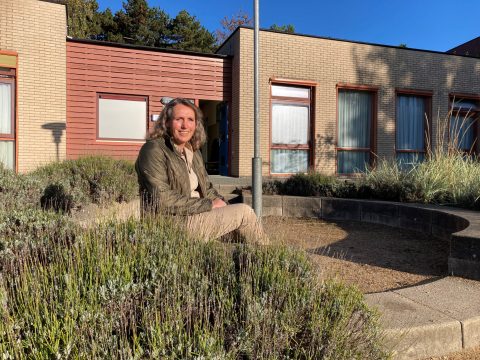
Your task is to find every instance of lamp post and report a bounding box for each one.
[252,0,262,217]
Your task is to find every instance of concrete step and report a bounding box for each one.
[365,277,480,359]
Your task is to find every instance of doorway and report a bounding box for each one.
[199,100,229,176]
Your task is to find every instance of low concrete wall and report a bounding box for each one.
[242,194,480,281]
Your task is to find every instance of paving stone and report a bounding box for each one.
[366,291,462,360]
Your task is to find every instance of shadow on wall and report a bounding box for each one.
[314,134,335,171]
[42,122,66,161]
[351,45,480,157]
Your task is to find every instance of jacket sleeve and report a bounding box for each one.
[136,143,213,215]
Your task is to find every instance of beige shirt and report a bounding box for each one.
[179,145,200,198]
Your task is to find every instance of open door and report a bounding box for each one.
[217,102,229,176]
[199,100,229,176]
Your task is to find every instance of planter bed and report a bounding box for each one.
[242,194,480,281]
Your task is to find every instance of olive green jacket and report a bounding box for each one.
[135,136,222,215]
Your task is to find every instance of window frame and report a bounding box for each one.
[395,89,432,164]
[0,57,17,172]
[269,81,315,176]
[335,84,378,175]
[0,76,15,139]
[449,93,480,155]
[96,93,148,142]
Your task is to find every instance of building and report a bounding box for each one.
[218,27,480,176]
[448,36,480,58]
[2,1,480,177]
[0,0,66,172]
[66,39,232,175]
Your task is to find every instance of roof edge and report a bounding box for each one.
[67,38,231,59]
[39,0,66,5]
[221,26,480,59]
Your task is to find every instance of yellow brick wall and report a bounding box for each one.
[221,28,480,177]
[0,0,66,172]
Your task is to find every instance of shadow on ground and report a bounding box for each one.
[263,217,450,292]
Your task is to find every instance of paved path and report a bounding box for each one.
[365,277,480,359]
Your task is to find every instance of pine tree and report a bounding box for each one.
[168,10,216,53]
[113,0,170,47]
[67,0,101,38]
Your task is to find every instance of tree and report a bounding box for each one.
[112,0,170,47]
[269,24,295,34]
[94,8,120,42]
[215,11,252,45]
[66,0,101,38]
[168,10,216,53]
[67,0,216,53]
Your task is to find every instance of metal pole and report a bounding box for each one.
[252,0,262,217]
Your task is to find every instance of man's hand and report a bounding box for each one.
[212,198,227,209]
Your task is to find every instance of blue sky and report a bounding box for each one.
[97,0,479,52]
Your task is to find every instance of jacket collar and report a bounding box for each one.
[163,135,194,157]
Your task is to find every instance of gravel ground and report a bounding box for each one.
[262,216,449,293]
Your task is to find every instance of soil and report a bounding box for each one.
[262,217,480,360]
[262,216,450,294]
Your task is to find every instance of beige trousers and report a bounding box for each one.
[185,203,268,245]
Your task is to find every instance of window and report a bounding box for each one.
[270,84,313,174]
[337,88,376,174]
[0,70,15,170]
[396,92,431,168]
[97,94,147,141]
[449,96,479,155]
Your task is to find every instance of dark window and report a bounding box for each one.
[337,88,376,174]
[396,93,431,169]
[449,96,479,155]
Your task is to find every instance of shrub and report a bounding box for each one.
[332,180,358,199]
[262,173,336,197]
[0,156,139,214]
[32,156,138,208]
[0,166,43,211]
[0,207,75,274]
[262,179,284,195]
[40,183,75,213]
[0,217,389,359]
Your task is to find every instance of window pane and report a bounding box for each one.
[0,141,14,170]
[98,97,147,140]
[338,90,371,148]
[272,104,309,144]
[0,83,12,135]
[397,152,424,170]
[271,149,308,173]
[272,85,309,98]
[337,151,369,174]
[452,99,479,112]
[450,115,475,150]
[397,95,425,151]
